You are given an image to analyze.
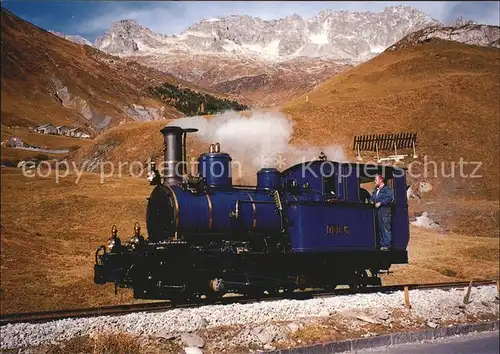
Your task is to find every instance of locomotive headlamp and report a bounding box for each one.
[134,222,141,236]
[111,225,118,237]
[129,222,144,249]
[108,224,121,252]
[108,237,116,251]
[109,225,117,251]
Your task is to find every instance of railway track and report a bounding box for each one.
[1,279,497,326]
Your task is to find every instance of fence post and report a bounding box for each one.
[463,279,474,304]
[404,286,411,309]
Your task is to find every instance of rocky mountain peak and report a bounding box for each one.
[114,5,438,62]
[286,13,303,20]
[107,19,158,37]
[386,4,414,12]
[95,17,171,54]
[385,5,421,14]
[115,19,139,27]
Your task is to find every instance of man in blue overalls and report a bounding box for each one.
[371,173,394,251]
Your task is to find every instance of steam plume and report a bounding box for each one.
[168,109,346,180]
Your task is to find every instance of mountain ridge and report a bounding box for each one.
[87,6,440,106]
[80,5,498,106]
[93,5,440,63]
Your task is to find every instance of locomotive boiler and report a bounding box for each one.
[94,125,410,300]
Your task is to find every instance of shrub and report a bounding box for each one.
[149,82,248,116]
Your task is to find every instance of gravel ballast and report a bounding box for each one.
[1,285,498,350]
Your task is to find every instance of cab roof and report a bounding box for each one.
[281,160,406,184]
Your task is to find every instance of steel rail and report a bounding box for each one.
[1,279,497,326]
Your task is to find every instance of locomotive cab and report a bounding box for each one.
[281,161,409,252]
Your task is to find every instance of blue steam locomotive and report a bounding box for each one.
[94,126,410,300]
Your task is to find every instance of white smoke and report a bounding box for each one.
[168,109,346,179]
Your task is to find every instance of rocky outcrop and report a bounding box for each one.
[51,77,165,130]
[125,104,166,122]
[387,23,500,51]
[49,31,92,46]
[51,77,103,129]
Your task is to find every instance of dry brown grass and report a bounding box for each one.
[284,39,500,199]
[26,332,183,354]
[408,197,499,238]
[69,117,500,238]
[382,222,499,285]
[0,167,156,314]
[42,333,142,354]
[1,148,66,163]
[0,167,498,315]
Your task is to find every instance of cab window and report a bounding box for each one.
[359,182,372,203]
[323,177,337,197]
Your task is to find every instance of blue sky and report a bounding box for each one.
[3,1,499,42]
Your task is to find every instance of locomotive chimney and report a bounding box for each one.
[160,126,198,186]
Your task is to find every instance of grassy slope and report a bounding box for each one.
[0,168,153,313]
[0,8,184,136]
[1,9,248,136]
[284,39,500,199]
